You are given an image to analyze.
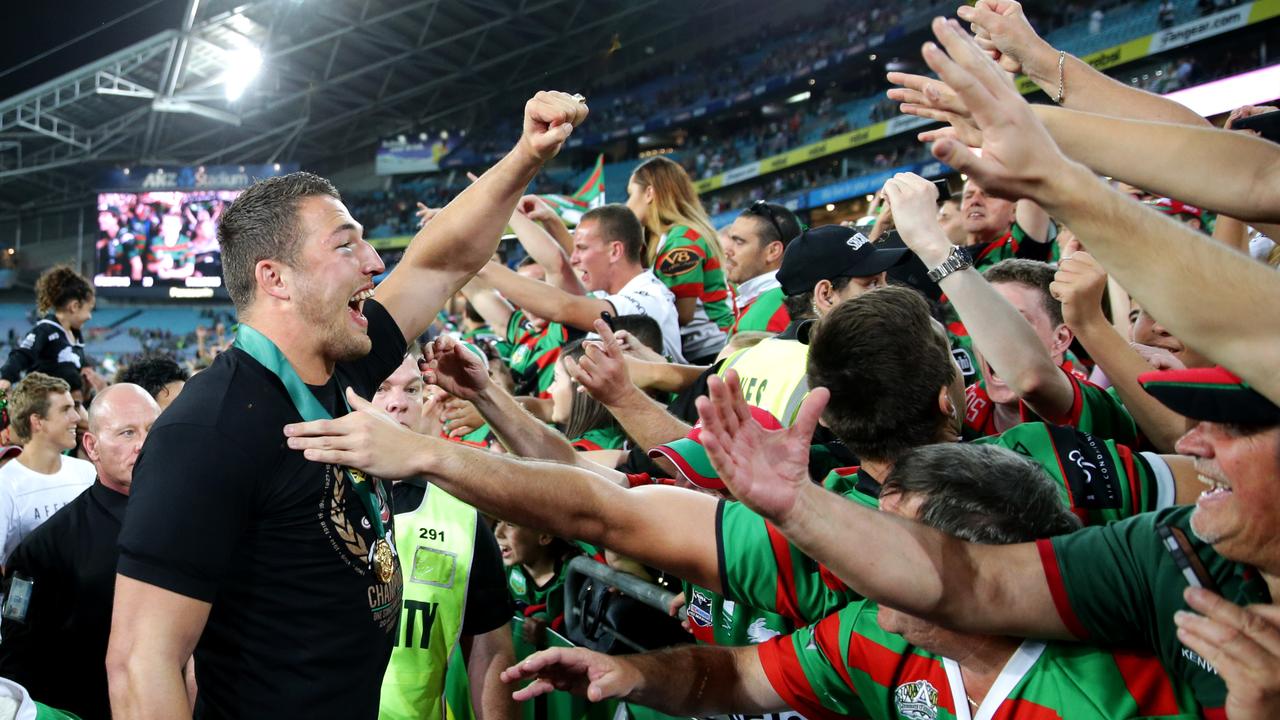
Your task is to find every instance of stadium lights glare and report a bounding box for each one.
[224,45,263,102]
[786,91,811,104]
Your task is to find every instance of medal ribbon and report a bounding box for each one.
[233,324,389,543]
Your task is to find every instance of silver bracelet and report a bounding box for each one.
[1054,50,1066,104]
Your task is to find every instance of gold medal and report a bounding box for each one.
[373,538,395,583]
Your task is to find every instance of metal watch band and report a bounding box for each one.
[926,246,972,283]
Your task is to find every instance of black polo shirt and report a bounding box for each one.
[0,480,123,720]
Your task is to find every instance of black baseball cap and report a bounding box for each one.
[1139,366,1280,425]
[777,225,909,297]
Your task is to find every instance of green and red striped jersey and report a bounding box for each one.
[504,310,573,398]
[719,423,1176,626]
[731,286,790,337]
[757,598,1201,720]
[968,221,1060,272]
[568,426,627,452]
[962,367,1138,447]
[1038,506,1273,718]
[655,225,732,360]
[681,581,793,649]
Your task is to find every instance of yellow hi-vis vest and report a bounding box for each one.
[717,336,810,426]
[380,481,478,720]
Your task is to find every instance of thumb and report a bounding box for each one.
[930,139,985,179]
[346,386,376,412]
[586,672,625,703]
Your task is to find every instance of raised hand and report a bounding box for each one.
[501,647,640,703]
[1175,587,1280,720]
[1050,251,1108,331]
[416,203,441,229]
[520,91,589,163]
[423,334,490,401]
[694,371,829,525]
[919,17,1073,204]
[517,194,558,224]
[563,319,636,407]
[441,398,484,439]
[881,172,950,267]
[284,387,432,479]
[957,0,1055,77]
[614,330,666,364]
[886,72,984,148]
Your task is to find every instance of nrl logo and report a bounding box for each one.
[893,679,940,720]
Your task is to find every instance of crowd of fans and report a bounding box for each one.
[1,1,1280,719]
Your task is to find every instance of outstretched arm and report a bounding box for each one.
[501,644,781,715]
[465,627,518,720]
[888,74,1280,224]
[566,320,693,452]
[695,371,1071,639]
[1051,252,1189,452]
[461,277,516,335]
[916,17,1280,405]
[958,0,1208,126]
[284,389,722,591]
[478,261,611,332]
[885,172,1075,418]
[423,334,627,483]
[377,92,589,341]
[509,200,584,294]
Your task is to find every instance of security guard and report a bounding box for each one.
[373,355,513,720]
[717,225,908,425]
[0,384,160,719]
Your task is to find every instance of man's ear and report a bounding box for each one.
[764,240,785,265]
[938,384,957,420]
[813,279,836,314]
[83,432,101,463]
[609,240,625,263]
[1050,323,1074,361]
[256,259,292,302]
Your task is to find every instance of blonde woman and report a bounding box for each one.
[626,157,731,363]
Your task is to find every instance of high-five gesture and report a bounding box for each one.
[519,91,589,162]
[695,371,829,525]
[423,334,491,401]
[919,17,1075,204]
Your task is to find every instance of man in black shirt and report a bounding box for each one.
[0,383,160,719]
[106,91,588,720]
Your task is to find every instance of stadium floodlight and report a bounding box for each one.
[224,45,263,102]
[785,91,811,104]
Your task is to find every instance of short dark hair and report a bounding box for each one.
[783,276,853,322]
[217,171,341,312]
[610,314,663,355]
[581,204,646,266]
[983,258,1063,327]
[739,202,802,247]
[806,286,956,463]
[116,355,190,399]
[882,443,1082,544]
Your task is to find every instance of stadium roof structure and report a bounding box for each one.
[0,0,738,215]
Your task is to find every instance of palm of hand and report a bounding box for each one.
[717,421,808,521]
[433,352,486,399]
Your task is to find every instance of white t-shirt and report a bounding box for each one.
[0,454,96,563]
[599,270,686,363]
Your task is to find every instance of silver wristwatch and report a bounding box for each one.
[927,245,972,283]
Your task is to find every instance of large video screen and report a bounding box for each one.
[95,190,239,300]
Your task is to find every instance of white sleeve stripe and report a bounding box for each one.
[1141,451,1176,510]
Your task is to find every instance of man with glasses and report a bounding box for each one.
[722,201,803,337]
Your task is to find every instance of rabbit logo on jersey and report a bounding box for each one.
[894,679,939,720]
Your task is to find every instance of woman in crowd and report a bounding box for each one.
[626,157,732,364]
[0,266,95,395]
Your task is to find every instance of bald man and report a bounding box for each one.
[0,384,160,719]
